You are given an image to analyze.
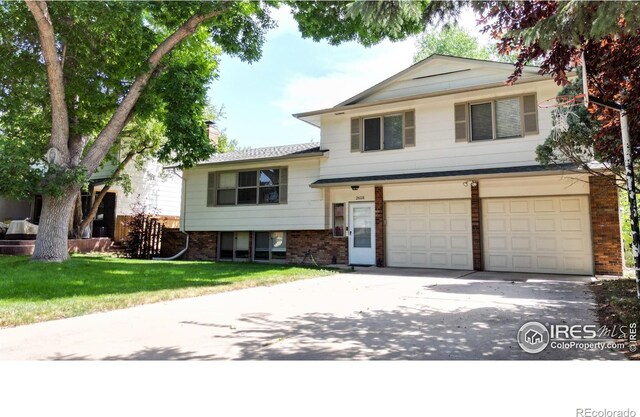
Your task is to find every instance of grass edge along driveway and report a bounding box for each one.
[0,255,337,328]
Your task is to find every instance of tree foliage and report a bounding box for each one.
[0,1,276,202]
[413,26,491,63]
[476,1,640,179]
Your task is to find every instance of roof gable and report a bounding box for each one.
[336,55,545,107]
[294,54,559,126]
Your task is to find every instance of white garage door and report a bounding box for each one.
[482,196,593,275]
[386,200,473,270]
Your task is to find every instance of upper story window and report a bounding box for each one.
[455,94,538,143]
[351,110,415,152]
[206,167,288,207]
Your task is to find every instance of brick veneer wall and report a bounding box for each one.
[185,231,218,260]
[287,230,348,265]
[159,228,187,257]
[375,186,385,266]
[589,176,623,276]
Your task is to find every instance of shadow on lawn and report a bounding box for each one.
[1,256,327,301]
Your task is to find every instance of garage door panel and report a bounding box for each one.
[450,201,469,214]
[451,253,471,267]
[483,196,593,275]
[429,253,449,267]
[486,200,507,214]
[387,200,472,270]
[561,218,583,232]
[512,255,532,269]
[410,235,427,250]
[429,235,447,250]
[511,236,531,251]
[560,198,582,212]
[450,236,469,250]
[534,199,555,212]
[536,237,557,251]
[410,203,427,215]
[410,218,427,232]
[429,218,447,232]
[510,218,530,232]
[510,200,529,213]
[487,218,507,233]
[450,218,468,232]
[534,218,555,232]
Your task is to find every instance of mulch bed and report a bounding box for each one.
[590,278,640,360]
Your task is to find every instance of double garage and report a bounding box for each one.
[383,175,595,275]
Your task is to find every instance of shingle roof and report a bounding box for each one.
[195,142,324,165]
[310,164,579,186]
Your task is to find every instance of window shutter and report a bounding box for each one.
[206,172,216,207]
[350,118,362,152]
[454,103,469,142]
[522,94,538,135]
[279,167,288,204]
[404,110,415,147]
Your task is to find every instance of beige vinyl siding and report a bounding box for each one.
[95,159,182,216]
[317,80,560,180]
[183,159,325,231]
[358,64,548,105]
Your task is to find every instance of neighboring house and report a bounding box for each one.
[179,55,623,276]
[1,156,182,242]
[87,158,182,241]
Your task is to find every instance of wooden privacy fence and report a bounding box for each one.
[115,215,180,243]
[131,217,163,259]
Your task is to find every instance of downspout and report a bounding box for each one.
[153,169,189,260]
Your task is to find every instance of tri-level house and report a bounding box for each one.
[178,55,623,276]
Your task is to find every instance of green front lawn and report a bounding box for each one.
[0,255,336,328]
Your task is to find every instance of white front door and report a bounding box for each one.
[349,202,376,265]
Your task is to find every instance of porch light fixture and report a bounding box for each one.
[351,185,360,191]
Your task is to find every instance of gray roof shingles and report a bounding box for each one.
[195,142,323,165]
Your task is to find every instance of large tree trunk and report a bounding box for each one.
[32,188,79,261]
[26,1,226,261]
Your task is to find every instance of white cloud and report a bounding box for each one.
[274,37,417,115]
[269,5,298,38]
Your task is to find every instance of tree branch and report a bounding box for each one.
[80,5,228,174]
[77,148,139,234]
[25,0,70,165]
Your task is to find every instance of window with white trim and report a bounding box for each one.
[455,94,538,142]
[351,110,415,152]
[206,167,288,206]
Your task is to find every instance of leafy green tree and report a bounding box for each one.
[413,26,490,63]
[1,0,436,261]
[0,1,273,260]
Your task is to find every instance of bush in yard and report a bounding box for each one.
[123,198,160,259]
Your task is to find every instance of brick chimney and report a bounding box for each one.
[205,120,220,147]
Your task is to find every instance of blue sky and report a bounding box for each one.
[207,7,481,148]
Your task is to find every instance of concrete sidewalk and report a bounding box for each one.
[0,269,625,360]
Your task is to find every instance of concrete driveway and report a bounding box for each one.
[0,268,626,360]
